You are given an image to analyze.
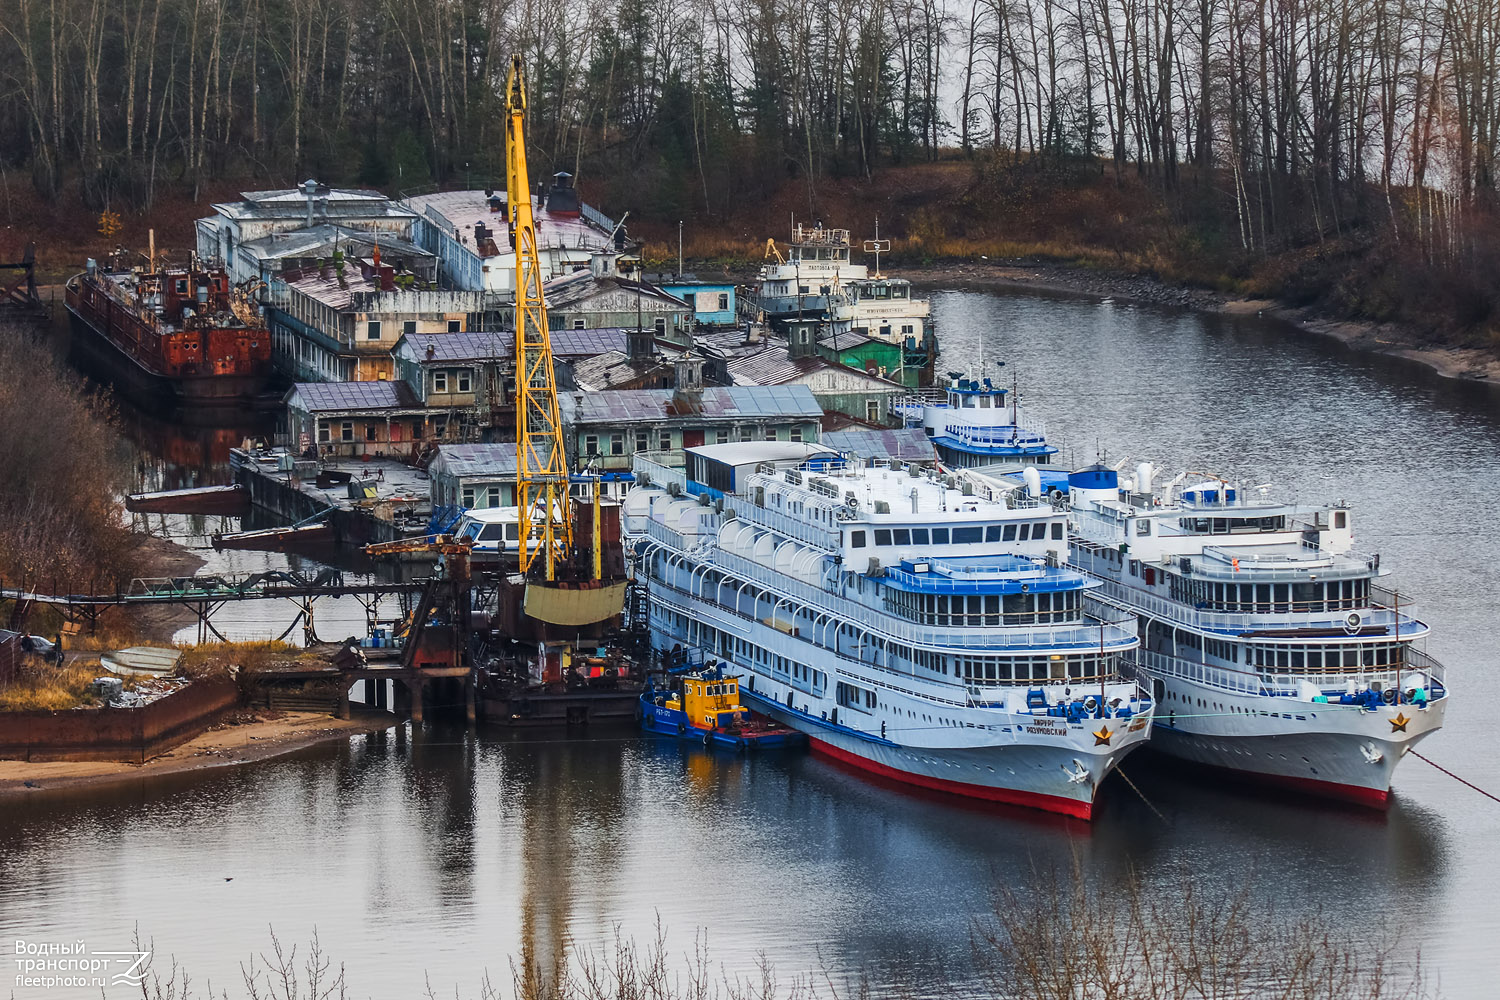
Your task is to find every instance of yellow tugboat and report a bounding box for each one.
[641,667,803,750]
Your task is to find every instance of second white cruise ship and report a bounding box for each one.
[623,442,1155,820]
[1063,462,1447,807]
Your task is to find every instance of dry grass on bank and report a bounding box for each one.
[177,639,307,677]
[0,657,113,712]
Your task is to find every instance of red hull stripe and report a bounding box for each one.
[809,737,1094,821]
[1161,753,1391,809]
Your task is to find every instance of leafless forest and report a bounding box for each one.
[3,0,1500,334]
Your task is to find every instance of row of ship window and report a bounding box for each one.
[661,558,1105,691]
[1153,622,1407,672]
[1167,576,1372,613]
[849,521,1063,548]
[585,426,804,456]
[883,589,1083,627]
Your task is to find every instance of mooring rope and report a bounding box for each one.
[1114,764,1169,824]
[1409,750,1500,805]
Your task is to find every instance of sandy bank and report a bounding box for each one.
[0,709,396,797]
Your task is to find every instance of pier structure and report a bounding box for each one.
[0,568,420,644]
[231,447,435,547]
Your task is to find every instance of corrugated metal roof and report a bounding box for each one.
[542,272,690,310]
[546,327,630,357]
[431,443,518,478]
[398,330,509,362]
[288,381,420,411]
[572,350,664,391]
[725,345,820,386]
[574,385,821,424]
[239,225,434,262]
[821,427,937,463]
[214,190,417,221]
[404,191,613,255]
[818,329,876,351]
[280,270,381,310]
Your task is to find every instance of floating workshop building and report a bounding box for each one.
[196,181,419,284]
[265,262,507,381]
[567,381,823,473]
[403,174,622,294]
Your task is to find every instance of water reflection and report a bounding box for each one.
[2,288,1492,997]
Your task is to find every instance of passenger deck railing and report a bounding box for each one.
[706,548,1137,653]
[1126,647,1445,699]
[1088,577,1427,637]
[724,500,842,551]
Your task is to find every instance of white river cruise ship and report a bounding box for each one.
[623,442,1154,820]
[1063,462,1447,807]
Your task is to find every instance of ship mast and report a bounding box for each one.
[506,55,572,581]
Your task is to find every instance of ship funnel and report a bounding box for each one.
[1136,461,1154,493]
[1022,466,1042,499]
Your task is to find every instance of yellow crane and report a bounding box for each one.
[506,54,572,581]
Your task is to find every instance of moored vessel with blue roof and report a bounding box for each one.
[623,441,1153,820]
[1059,460,1448,807]
[892,373,1056,468]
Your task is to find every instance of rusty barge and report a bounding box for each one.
[64,253,273,408]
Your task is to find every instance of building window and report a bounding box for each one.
[584,434,599,455]
[850,530,867,548]
[740,428,755,441]
[635,432,649,452]
[447,320,461,332]
[610,434,623,455]
[317,420,329,443]
[461,487,475,507]
[683,293,696,311]
[365,424,377,441]
[573,318,586,329]
[403,320,417,337]
[457,371,471,393]
[340,421,353,442]
[366,321,381,340]
[866,400,880,421]
[790,427,802,442]
[717,293,729,311]
[659,432,671,449]
[715,429,728,444]
[433,371,448,393]
[765,429,777,441]
[654,317,666,334]
[487,486,500,507]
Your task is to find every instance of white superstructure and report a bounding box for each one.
[1061,463,1447,807]
[624,442,1155,820]
[892,374,1057,468]
[753,225,868,320]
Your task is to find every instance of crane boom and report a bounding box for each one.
[506,55,572,581]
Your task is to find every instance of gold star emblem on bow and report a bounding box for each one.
[1093,726,1113,746]
[1390,713,1410,733]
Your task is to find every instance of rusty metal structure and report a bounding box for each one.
[0,242,44,315]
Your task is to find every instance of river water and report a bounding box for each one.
[3,289,1497,999]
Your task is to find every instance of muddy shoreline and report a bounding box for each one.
[0,710,397,798]
[901,259,1500,386]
